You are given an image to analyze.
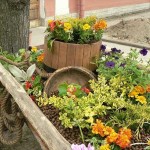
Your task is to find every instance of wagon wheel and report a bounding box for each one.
[44,66,96,97]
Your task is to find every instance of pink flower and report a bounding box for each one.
[71,143,94,150]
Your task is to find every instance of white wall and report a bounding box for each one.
[55,0,69,16]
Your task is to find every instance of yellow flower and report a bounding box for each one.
[48,19,53,24]
[128,90,138,98]
[136,96,147,104]
[83,24,91,30]
[99,144,110,150]
[147,139,150,145]
[31,46,37,52]
[134,86,145,94]
[64,22,72,31]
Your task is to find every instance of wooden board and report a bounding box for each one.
[0,63,71,150]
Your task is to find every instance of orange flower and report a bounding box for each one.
[49,21,56,31]
[134,86,145,94]
[146,85,150,92]
[106,132,118,143]
[119,128,132,140]
[94,19,107,30]
[37,53,44,62]
[103,126,114,136]
[128,90,138,98]
[116,134,131,149]
[92,120,105,137]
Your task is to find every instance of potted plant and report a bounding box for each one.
[44,16,107,71]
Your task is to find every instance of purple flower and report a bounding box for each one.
[111,48,121,53]
[105,61,115,68]
[101,44,106,51]
[140,48,148,56]
[104,52,111,56]
[71,143,94,150]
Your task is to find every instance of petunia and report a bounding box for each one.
[105,61,115,68]
[101,45,106,51]
[111,48,121,53]
[140,48,148,56]
[71,143,94,150]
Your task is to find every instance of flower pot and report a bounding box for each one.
[43,37,101,71]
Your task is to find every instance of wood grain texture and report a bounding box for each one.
[0,63,71,150]
[44,39,101,71]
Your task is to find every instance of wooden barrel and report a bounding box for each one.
[43,38,101,71]
[44,66,96,97]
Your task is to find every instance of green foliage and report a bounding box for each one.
[58,83,87,98]
[39,75,150,132]
[96,48,150,87]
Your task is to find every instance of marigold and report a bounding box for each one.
[83,24,91,30]
[119,128,132,140]
[116,134,131,149]
[92,120,105,137]
[94,19,107,30]
[37,53,44,62]
[31,46,37,52]
[103,126,114,136]
[146,85,150,92]
[106,132,118,143]
[134,86,145,94]
[64,22,72,31]
[136,96,147,104]
[128,90,138,98]
[99,144,110,150]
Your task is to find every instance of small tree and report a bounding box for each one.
[0,0,30,53]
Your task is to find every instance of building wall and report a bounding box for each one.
[41,0,150,26]
[69,0,150,13]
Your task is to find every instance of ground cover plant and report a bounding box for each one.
[0,46,150,150]
[38,46,150,150]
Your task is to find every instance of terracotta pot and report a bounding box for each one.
[44,38,101,71]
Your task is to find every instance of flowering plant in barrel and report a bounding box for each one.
[46,16,107,48]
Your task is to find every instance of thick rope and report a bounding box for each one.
[0,86,24,145]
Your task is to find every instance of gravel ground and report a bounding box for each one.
[0,125,41,150]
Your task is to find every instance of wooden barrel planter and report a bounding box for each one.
[43,38,101,71]
[44,66,96,97]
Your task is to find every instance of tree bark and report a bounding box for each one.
[0,0,30,53]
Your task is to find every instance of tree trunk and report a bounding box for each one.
[0,0,30,53]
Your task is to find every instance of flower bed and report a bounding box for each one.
[0,45,150,150]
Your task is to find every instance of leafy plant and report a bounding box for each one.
[58,83,90,98]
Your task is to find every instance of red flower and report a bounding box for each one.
[31,75,35,81]
[25,81,32,90]
[49,21,56,31]
[82,87,90,94]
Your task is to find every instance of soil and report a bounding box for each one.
[105,18,150,45]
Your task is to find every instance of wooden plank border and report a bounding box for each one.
[0,63,71,150]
